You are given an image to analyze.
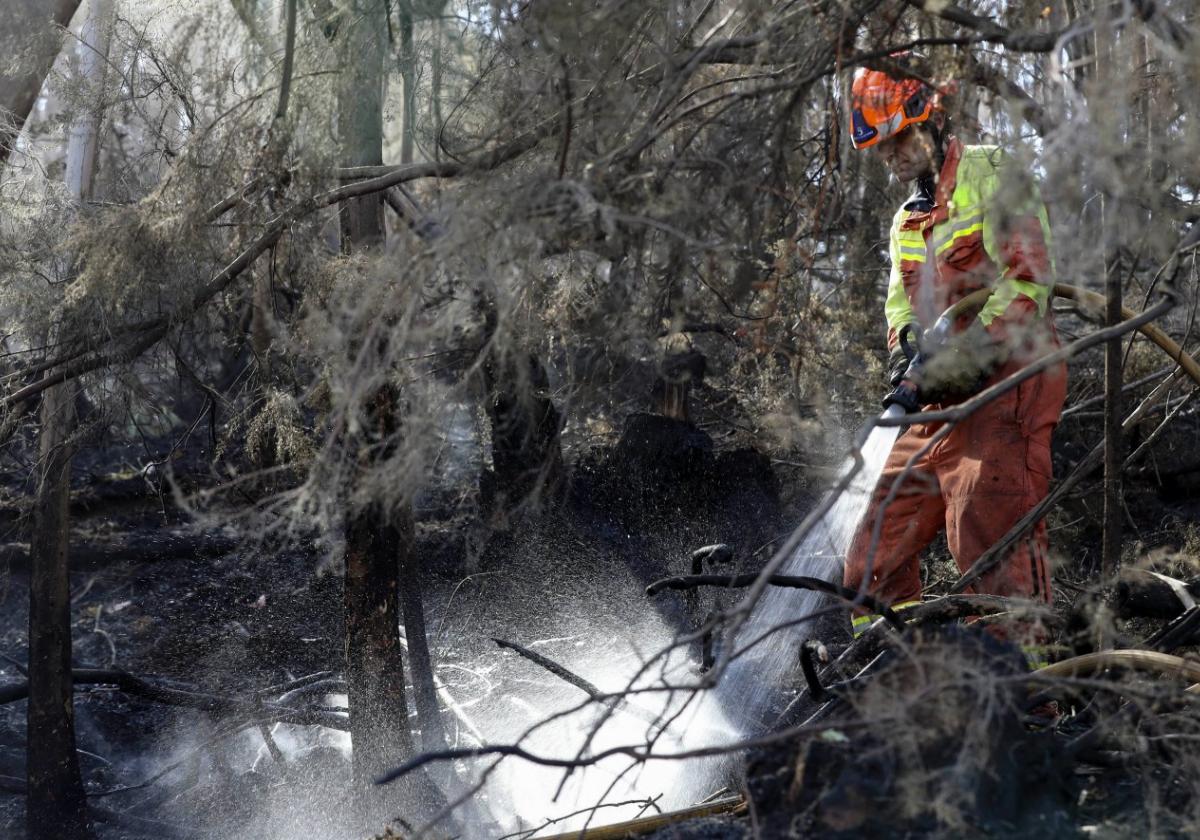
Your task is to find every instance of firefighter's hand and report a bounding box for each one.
[919,322,1001,404]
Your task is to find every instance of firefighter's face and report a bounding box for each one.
[876,123,939,183]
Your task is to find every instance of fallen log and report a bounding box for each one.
[817,595,1052,691]
[0,529,238,572]
[0,668,348,729]
[1035,649,1200,684]
[89,804,201,838]
[1144,607,1200,652]
[1,774,199,838]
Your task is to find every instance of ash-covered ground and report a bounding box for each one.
[0,411,788,839]
[3,397,1200,839]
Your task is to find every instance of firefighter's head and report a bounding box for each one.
[849,55,949,183]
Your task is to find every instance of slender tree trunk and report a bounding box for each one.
[0,1,82,168]
[1099,18,1122,586]
[398,6,415,165]
[482,347,565,516]
[27,4,110,838]
[1102,254,1122,582]
[363,2,447,759]
[431,14,442,159]
[339,0,386,250]
[344,416,413,788]
[337,0,415,804]
[28,385,88,839]
[398,531,445,754]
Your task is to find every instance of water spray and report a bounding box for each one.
[505,282,1200,836]
[703,289,1006,748]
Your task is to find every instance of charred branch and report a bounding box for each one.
[799,640,830,703]
[491,638,661,728]
[646,573,906,632]
[492,638,606,701]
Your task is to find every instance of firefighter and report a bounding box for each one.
[842,57,1067,658]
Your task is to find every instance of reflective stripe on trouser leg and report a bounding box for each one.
[851,600,922,638]
[1022,644,1052,670]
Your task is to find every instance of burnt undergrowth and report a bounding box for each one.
[1,368,1200,838]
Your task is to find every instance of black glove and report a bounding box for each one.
[882,324,924,412]
[888,342,911,388]
[882,378,922,413]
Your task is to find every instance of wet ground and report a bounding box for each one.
[3,398,1199,838]
[0,413,788,839]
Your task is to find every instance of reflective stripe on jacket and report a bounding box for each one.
[883,137,1056,358]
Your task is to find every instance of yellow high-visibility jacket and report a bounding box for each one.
[884,136,1056,360]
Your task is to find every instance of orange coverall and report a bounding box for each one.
[843,137,1067,633]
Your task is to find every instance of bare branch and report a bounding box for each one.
[646,573,906,631]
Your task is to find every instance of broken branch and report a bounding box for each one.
[492,638,662,728]
[646,573,906,632]
[492,637,605,701]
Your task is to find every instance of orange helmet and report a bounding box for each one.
[849,63,938,150]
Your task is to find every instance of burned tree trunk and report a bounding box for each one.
[398,544,445,754]
[482,350,565,515]
[26,4,109,837]
[344,437,413,790]
[337,0,414,798]
[478,291,564,515]
[1102,254,1123,583]
[652,332,706,422]
[27,384,90,840]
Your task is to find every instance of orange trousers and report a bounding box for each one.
[844,362,1067,613]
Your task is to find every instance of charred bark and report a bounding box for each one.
[27,383,91,840]
[344,478,413,787]
[1102,256,1123,583]
[337,0,415,804]
[652,332,706,422]
[481,349,565,515]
